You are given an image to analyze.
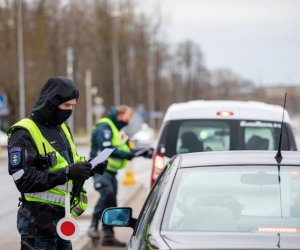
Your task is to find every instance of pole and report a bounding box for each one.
[148,42,156,130]
[85,70,92,134]
[112,13,121,106]
[17,0,25,119]
[66,47,74,132]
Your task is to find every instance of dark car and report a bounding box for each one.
[103,151,300,249]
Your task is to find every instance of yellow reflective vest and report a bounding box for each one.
[96,118,131,173]
[8,118,87,217]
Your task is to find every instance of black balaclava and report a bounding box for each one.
[107,106,127,130]
[52,108,73,125]
[31,77,79,126]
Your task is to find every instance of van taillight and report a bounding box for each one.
[151,154,164,187]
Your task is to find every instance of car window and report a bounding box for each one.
[164,165,300,232]
[134,158,175,244]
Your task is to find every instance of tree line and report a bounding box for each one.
[0,0,298,133]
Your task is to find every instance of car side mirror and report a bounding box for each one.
[102,207,137,228]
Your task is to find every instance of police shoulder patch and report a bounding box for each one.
[103,129,112,140]
[9,148,22,166]
[9,147,22,153]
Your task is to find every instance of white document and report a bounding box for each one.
[90,148,115,169]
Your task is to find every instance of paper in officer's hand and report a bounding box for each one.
[134,147,150,157]
[90,148,115,169]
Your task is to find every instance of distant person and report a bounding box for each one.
[87,105,152,246]
[7,77,107,250]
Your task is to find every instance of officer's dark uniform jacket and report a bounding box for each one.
[8,77,86,222]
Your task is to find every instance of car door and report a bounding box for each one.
[129,158,175,250]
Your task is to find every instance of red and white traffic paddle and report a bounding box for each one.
[56,182,79,241]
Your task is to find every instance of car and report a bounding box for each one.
[150,100,297,186]
[102,150,300,249]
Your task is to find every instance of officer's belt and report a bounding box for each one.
[23,201,65,218]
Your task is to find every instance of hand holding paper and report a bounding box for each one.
[90,148,115,169]
[89,148,115,176]
[133,147,154,158]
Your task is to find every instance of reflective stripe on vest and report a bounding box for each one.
[70,193,88,217]
[96,118,131,173]
[7,118,87,217]
[25,192,65,205]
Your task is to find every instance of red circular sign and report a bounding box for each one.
[60,221,76,236]
[57,217,79,240]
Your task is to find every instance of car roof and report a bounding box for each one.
[179,150,300,168]
[163,100,291,123]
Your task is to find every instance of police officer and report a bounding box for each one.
[8,77,107,250]
[87,105,145,246]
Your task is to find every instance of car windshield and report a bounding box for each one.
[164,165,300,233]
[161,119,293,157]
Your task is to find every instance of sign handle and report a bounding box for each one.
[65,182,71,218]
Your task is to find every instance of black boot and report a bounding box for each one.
[101,229,126,247]
[87,216,100,239]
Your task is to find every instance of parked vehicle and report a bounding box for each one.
[103,150,300,249]
[150,100,297,186]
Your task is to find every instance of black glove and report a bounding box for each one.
[66,162,92,180]
[142,148,154,159]
[90,160,108,176]
[127,152,135,160]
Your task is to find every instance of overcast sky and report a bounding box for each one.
[140,0,300,86]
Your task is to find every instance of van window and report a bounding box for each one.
[158,119,294,158]
[244,128,275,150]
[177,121,230,153]
[240,120,290,151]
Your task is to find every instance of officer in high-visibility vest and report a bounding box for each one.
[7,77,107,250]
[87,105,151,246]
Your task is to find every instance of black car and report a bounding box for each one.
[103,151,300,249]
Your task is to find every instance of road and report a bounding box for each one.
[0,145,152,250]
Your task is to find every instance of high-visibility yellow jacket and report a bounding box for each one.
[8,118,87,217]
[96,118,131,173]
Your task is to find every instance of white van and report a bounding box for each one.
[151,100,297,186]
